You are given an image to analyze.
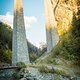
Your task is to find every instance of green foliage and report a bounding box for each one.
[38,65,55,73]
[0,22,12,64]
[0,46,12,64]
[29,53,39,62]
[38,65,49,73]
[16,62,26,68]
[0,22,12,49]
[54,76,61,80]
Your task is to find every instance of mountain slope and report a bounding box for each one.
[0,22,40,64]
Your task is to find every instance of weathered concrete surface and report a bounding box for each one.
[44,0,59,53]
[12,0,29,65]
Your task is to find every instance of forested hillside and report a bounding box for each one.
[0,22,43,64]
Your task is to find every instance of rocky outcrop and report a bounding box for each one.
[54,0,79,35]
[15,67,80,80]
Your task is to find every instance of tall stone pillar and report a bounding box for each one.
[44,0,59,53]
[12,0,30,65]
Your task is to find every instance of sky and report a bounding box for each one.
[0,0,46,48]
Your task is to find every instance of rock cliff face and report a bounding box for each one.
[53,0,79,35]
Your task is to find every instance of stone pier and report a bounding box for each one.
[44,0,59,53]
[12,0,29,65]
